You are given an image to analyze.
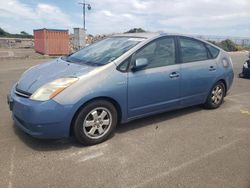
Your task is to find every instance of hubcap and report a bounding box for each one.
[211,85,223,105]
[83,107,112,139]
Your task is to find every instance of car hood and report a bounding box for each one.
[16,58,97,94]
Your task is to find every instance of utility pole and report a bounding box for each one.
[78,0,91,31]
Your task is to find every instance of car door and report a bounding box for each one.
[178,37,218,106]
[127,37,181,118]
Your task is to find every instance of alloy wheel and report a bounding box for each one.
[211,85,223,105]
[83,107,112,139]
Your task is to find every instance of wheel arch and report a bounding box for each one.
[204,78,228,104]
[69,96,122,136]
[217,79,227,96]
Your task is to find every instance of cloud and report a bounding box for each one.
[36,3,72,27]
[154,0,250,36]
[0,0,74,33]
[0,0,36,20]
[132,0,151,10]
[0,0,250,37]
[101,10,114,17]
[86,0,250,36]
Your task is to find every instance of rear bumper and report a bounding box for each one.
[225,70,234,96]
[8,86,73,139]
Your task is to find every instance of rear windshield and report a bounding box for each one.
[64,37,144,65]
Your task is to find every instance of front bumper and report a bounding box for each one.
[8,86,74,139]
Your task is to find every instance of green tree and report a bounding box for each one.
[207,39,239,52]
[0,28,10,37]
[219,39,238,52]
[0,28,33,38]
[20,31,29,35]
[125,28,146,33]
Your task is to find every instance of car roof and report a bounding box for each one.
[113,32,161,39]
[112,32,221,50]
[113,32,199,40]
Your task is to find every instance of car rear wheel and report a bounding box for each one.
[73,100,117,145]
[204,82,225,109]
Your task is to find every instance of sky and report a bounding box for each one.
[0,0,250,37]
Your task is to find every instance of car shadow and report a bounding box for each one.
[13,105,204,151]
[116,105,202,134]
[13,125,84,151]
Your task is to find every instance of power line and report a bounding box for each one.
[78,0,91,31]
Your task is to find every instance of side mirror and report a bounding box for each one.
[132,58,148,71]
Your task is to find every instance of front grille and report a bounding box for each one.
[15,86,32,98]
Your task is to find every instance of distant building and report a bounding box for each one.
[73,28,86,50]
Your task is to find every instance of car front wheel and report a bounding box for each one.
[73,100,118,145]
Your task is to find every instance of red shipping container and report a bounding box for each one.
[34,28,69,55]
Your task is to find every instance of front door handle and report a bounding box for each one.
[209,66,216,71]
[169,72,180,78]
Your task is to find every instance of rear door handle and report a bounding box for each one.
[169,72,180,78]
[209,66,216,71]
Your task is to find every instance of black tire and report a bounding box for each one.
[239,73,244,78]
[204,81,225,109]
[73,100,118,145]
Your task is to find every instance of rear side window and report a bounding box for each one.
[206,44,220,58]
[180,37,209,63]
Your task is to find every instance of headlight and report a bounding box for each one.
[30,77,78,101]
[243,62,248,69]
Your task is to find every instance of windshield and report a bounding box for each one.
[65,37,144,65]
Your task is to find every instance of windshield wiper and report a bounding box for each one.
[79,61,102,66]
[61,56,74,63]
[62,56,102,66]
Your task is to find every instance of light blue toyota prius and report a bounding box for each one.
[7,33,234,145]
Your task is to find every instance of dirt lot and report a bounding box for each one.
[0,50,250,188]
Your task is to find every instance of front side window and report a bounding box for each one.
[64,37,144,65]
[118,58,130,72]
[132,37,176,69]
[180,37,209,63]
